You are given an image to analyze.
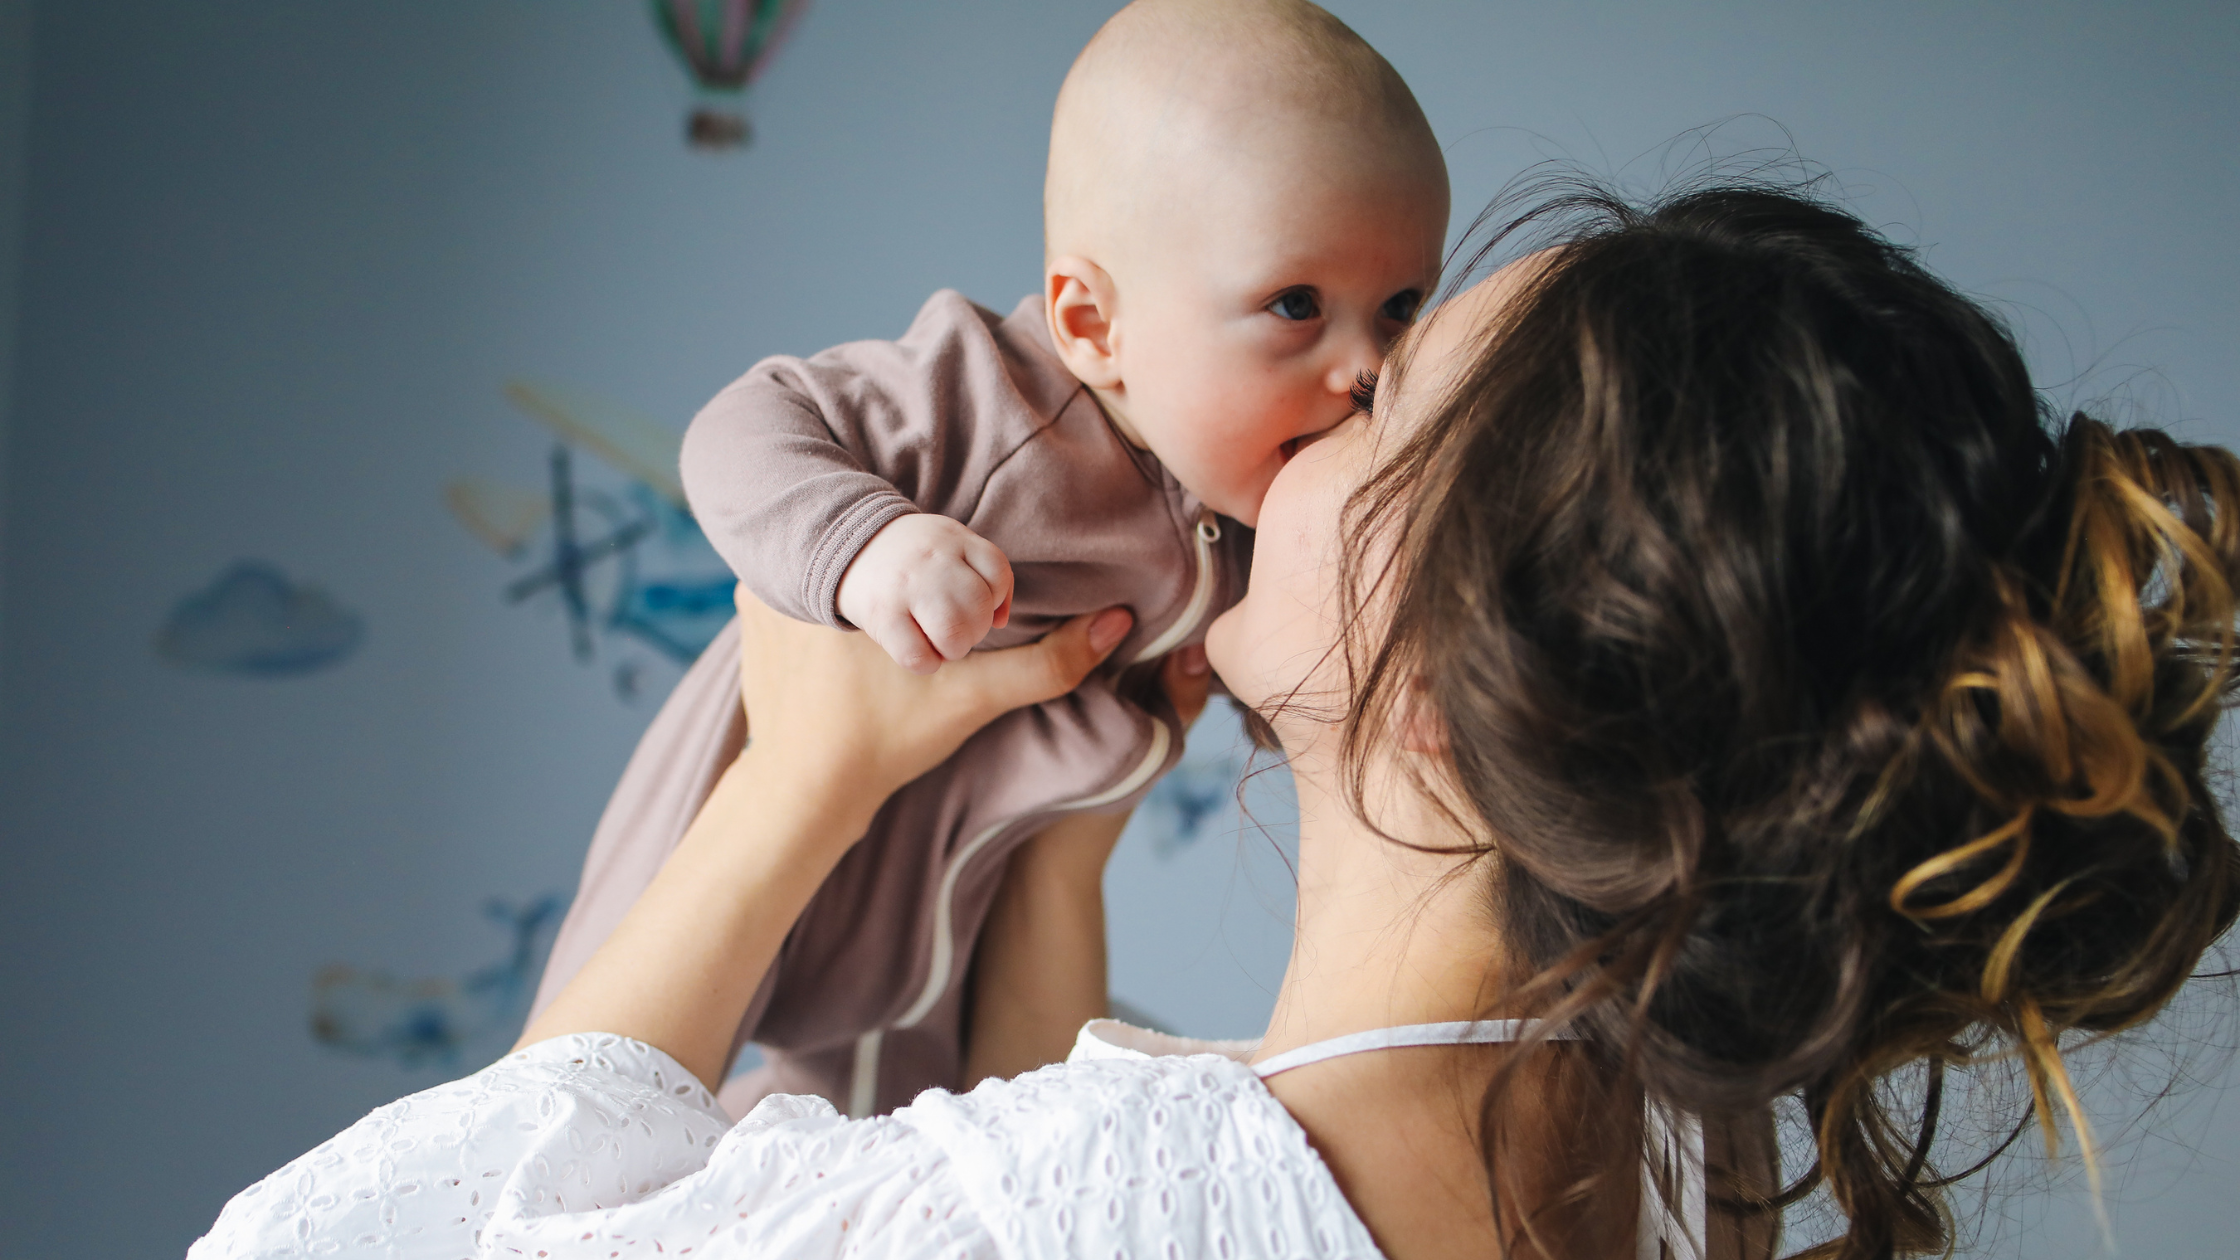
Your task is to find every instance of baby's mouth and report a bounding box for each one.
[1280,426,1337,462]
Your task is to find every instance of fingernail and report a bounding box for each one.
[1178,645,1210,676]
[1089,608,1132,653]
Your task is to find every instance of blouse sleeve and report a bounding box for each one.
[188,1033,997,1260]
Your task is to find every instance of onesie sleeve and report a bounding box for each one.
[681,290,1048,628]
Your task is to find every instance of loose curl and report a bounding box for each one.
[1332,176,2240,1257]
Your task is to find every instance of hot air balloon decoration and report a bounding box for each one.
[653,0,810,151]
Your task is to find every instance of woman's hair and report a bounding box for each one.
[1336,175,2240,1257]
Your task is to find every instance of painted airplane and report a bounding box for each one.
[447,380,734,680]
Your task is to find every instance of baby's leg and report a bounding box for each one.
[962,808,1130,1084]
[959,645,1217,1083]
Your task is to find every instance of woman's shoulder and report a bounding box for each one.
[191,1030,1384,1260]
[894,1020,1385,1259]
[191,1034,741,1259]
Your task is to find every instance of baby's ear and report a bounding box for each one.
[1045,256,1123,390]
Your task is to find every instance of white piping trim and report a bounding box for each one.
[846,1028,883,1118]
[1132,510,1221,663]
[891,718,1173,1030]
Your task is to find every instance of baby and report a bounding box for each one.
[530,0,1450,1118]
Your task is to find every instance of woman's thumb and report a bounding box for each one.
[961,608,1132,713]
[1086,607,1134,657]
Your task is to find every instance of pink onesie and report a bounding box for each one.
[529,291,1251,1116]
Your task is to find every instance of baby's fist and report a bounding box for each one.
[836,514,1015,674]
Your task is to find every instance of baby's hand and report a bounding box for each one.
[836,514,1015,674]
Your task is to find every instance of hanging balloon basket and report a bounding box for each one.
[687,107,752,151]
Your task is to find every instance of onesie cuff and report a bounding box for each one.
[804,491,921,628]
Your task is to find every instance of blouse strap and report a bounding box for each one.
[1248,1019,1703,1259]
[1250,1019,1576,1080]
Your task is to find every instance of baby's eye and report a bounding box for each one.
[1380,289,1425,323]
[1267,288,1321,321]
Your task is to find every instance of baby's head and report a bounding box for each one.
[1043,0,1450,528]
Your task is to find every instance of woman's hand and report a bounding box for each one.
[517,592,1135,1089]
[737,587,1136,819]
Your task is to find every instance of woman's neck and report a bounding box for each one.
[1251,755,1555,1260]
[1259,757,1505,1058]
[1250,751,1649,1260]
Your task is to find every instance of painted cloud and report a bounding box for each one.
[156,561,365,676]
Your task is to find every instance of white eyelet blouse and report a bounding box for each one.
[188,1023,1389,1259]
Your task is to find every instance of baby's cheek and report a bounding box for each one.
[1164,389,1289,513]
[1214,410,1291,472]
[1232,459,1287,527]
[1202,450,1285,526]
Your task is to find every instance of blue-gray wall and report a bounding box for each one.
[0,3,2234,1257]
[0,0,30,692]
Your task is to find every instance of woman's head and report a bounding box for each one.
[1212,176,2240,1256]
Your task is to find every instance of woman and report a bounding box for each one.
[191,181,2240,1259]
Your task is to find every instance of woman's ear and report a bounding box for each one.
[1045,256,1123,390]
[1396,677,1448,756]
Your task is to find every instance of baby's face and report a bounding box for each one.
[1108,162,1447,529]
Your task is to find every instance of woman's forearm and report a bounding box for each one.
[515,744,877,1090]
[513,598,1133,1092]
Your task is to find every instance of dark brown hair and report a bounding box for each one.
[1332,176,2240,1257]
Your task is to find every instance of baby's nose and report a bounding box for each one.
[1324,337,1384,396]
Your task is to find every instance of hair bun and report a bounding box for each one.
[1888,415,2240,1173]
[1335,176,2240,1256]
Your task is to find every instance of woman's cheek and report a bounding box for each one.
[1204,503,1307,708]
[1212,415,1365,703]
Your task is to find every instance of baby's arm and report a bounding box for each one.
[680,294,1022,667]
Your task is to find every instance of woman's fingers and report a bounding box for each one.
[1163,644,1213,730]
[949,608,1132,720]
[733,589,1135,805]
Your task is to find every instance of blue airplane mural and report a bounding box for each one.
[448,381,735,698]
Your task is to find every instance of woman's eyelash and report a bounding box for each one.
[1350,369,1379,415]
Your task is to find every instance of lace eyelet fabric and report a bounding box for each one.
[189,1031,1383,1259]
